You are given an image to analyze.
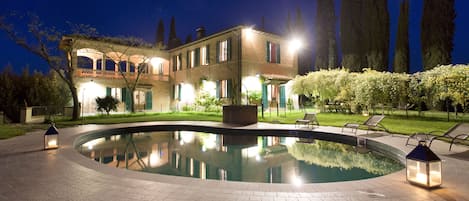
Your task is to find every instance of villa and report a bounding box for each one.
[60,26,300,115]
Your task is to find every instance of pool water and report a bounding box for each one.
[77,131,403,184]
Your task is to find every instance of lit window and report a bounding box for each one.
[111,88,122,100]
[217,79,231,98]
[176,54,181,70]
[174,84,181,100]
[201,46,209,65]
[217,39,230,62]
[190,50,195,68]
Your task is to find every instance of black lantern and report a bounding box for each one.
[44,123,59,150]
[406,141,442,188]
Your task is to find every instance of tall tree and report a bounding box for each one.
[155,19,165,49]
[421,0,456,70]
[393,0,410,73]
[185,34,192,44]
[365,0,390,71]
[314,0,338,70]
[286,11,292,35]
[290,8,313,75]
[0,13,96,121]
[340,0,366,72]
[167,16,181,49]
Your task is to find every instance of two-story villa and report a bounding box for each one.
[61,26,300,115]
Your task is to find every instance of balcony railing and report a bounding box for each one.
[76,69,169,82]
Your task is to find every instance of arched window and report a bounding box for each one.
[105,59,115,71]
[118,61,127,72]
[129,63,136,73]
[96,59,103,70]
[77,56,93,69]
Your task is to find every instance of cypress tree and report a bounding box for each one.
[393,0,410,73]
[155,19,165,49]
[294,8,313,74]
[315,0,337,70]
[340,0,365,72]
[168,16,181,49]
[365,0,389,71]
[421,0,455,70]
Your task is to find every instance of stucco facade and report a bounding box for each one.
[62,26,299,114]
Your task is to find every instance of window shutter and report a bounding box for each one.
[206,44,210,64]
[216,41,220,63]
[178,84,182,100]
[266,41,270,62]
[216,80,220,98]
[276,44,281,63]
[145,91,152,110]
[106,87,111,96]
[279,85,286,108]
[186,51,190,69]
[172,56,177,71]
[262,84,268,109]
[121,88,126,102]
[195,48,200,67]
[227,79,232,98]
[227,38,232,61]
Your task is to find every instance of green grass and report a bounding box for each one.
[1,110,467,140]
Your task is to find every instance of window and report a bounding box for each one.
[216,79,231,98]
[216,38,231,63]
[109,88,122,100]
[190,50,195,67]
[201,45,209,65]
[155,62,163,75]
[174,84,181,100]
[172,54,182,71]
[266,41,281,64]
[190,48,200,68]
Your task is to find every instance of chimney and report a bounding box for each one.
[196,27,206,40]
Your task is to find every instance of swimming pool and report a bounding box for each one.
[75,128,403,184]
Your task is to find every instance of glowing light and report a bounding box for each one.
[150,57,162,67]
[284,137,298,147]
[47,140,57,147]
[201,80,217,97]
[242,76,262,92]
[82,137,105,150]
[288,38,303,53]
[180,83,195,104]
[291,175,303,186]
[149,152,159,167]
[244,27,254,41]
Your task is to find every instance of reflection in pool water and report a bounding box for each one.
[77,131,403,184]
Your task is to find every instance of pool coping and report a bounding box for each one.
[1,121,469,200]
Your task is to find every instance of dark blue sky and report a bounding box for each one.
[1,0,468,73]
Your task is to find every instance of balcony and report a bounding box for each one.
[76,69,169,82]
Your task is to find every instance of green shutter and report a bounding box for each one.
[186,51,190,68]
[216,81,220,98]
[276,44,281,63]
[206,45,210,64]
[266,41,270,62]
[172,56,177,71]
[216,41,220,63]
[195,48,200,67]
[227,79,232,98]
[279,85,286,108]
[262,84,268,109]
[121,88,126,102]
[145,91,152,110]
[106,87,111,96]
[178,84,182,100]
[227,38,232,61]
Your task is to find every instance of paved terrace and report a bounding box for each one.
[1,121,469,201]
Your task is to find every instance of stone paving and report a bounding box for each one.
[1,121,469,201]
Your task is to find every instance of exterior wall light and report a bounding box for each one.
[406,141,442,188]
[288,38,302,53]
[44,123,59,150]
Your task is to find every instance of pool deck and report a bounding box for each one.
[1,121,469,201]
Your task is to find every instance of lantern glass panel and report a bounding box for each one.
[406,159,428,186]
[45,134,58,149]
[429,161,442,187]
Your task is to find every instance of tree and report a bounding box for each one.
[365,0,390,71]
[167,16,182,49]
[155,19,165,49]
[314,0,338,70]
[421,0,456,70]
[393,0,410,73]
[0,13,97,121]
[96,95,119,115]
[340,0,366,72]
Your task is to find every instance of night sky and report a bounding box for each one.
[1,0,468,73]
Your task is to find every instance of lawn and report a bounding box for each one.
[0,110,467,140]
